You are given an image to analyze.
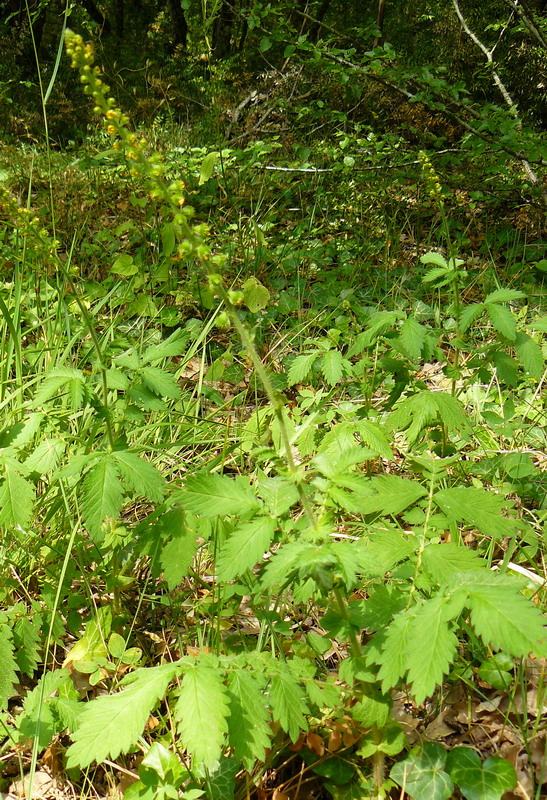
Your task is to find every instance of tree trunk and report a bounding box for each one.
[166,0,188,49]
[211,0,235,60]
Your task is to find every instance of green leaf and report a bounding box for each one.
[420,252,449,268]
[161,222,176,257]
[242,277,270,313]
[389,391,470,443]
[66,664,177,768]
[484,288,525,304]
[357,723,405,758]
[390,743,453,800]
[486,303,517,341]
[422,542,484,584]
[227,670,271,770]
[287,352,319,386]
[181,473,259,517]
[13,616,41,677]
[143,329,189,363]
[0,462,34,528]
[0,624,17,708]
[377,611,414,693]
[446,748,516,800]
[312,757,355,785]
[459,303,484,333]
[355,420,393,460]
[466,579,547,657]
[111,254,138,276]
[217,517,276,581]
[269,668,309,742]
[492,350,519,386]
[113,450,164,502]
[515,332,544,379]
[257,476,299,516]
[357,529,415,577]
[406,595,459,704]
[477,654,513,690]
[400,317,426,361]
[208,758,239,800]
[33,367,86,408]
[141,366,181,399]
[199,151,219,185]
[433,487,520,538]
[351,475,427,516]
[81,457,125,542]
[321,350,344,386]
[160,516,199,591]
[25,438,65,475]
[175,664,229,768]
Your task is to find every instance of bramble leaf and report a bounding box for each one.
[181,473,259,517]
[269,668,309,741]
[0,463,35,528]
[287,352,319,386]
[400,317,426,361]
[406,595,459,704]
[113,449,164,502]
[0,624,17,708]
[227,670,271,769]
[81,457,125,542]
[433,487,520,538]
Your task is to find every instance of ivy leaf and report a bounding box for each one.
[113,449,164,502]
[175,664,229,768]
[0,624,18,708]
[446,748,516,800]
[287,352,319,386]
[180,473,259,517]
[269,669,309,742]
[400,317,426,361]
[434,487,520,538]
[406,595,459,704]
[486,303,517,341]
[227,670,271,770]
[515,332,544,379]
[217,517,276,580]
[390,743,454,800]
[66,664,177,768]
[0,463,35,528]
[81,457,125,542]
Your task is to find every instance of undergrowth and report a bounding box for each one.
[0,26,546,800]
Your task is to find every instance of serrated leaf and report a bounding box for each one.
[400,317,426,361]
[33,367,86,408]
[459,303,485,333]
[467,582,547,657]
[492,350,519,386]
[0,463,35,528]
[227,670,271,769]
[357,311,401,348]
[433,487,520,538]
[446,748,516,800]
[529,315,547,332]
[113,450,164,502]
[217,517,276,581]
[175,664,229,767]
[422,542,484,584]
[25,438,65,475]
[515,332,544,379]
[181,473,259,517]
[355,420,393,460]
[143,329,190,364]
[486,303,517,341]
[420,252,448,268]
[81,458,125,542]
[269,669,309,741]
[357,529,415,577]
[287,352,319,386]
[141,366,181,398]
[377,611,414,692]
[161,519,198,591]
[390,743,453,800]
[161,222,176,257]
[484,288,526,304]
[261,540,312,589]
[66,663,177,768]
[13,616,41,677]
[257,476,299,516]
[389,390,470,444]
[406,595,459,704]
[351,474,427,516]
[0,624,17,708]
[321,350,344,386]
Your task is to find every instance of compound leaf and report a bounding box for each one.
[81,457,125,542]
[269,668,309,742]
[181,473,259,518]
[175,664,229,768]
[227,670,271,770]
[113,449,164,502]
[217,516,276,580]
[406,595,459,704]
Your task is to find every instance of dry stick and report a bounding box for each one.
[452,0,546,204]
